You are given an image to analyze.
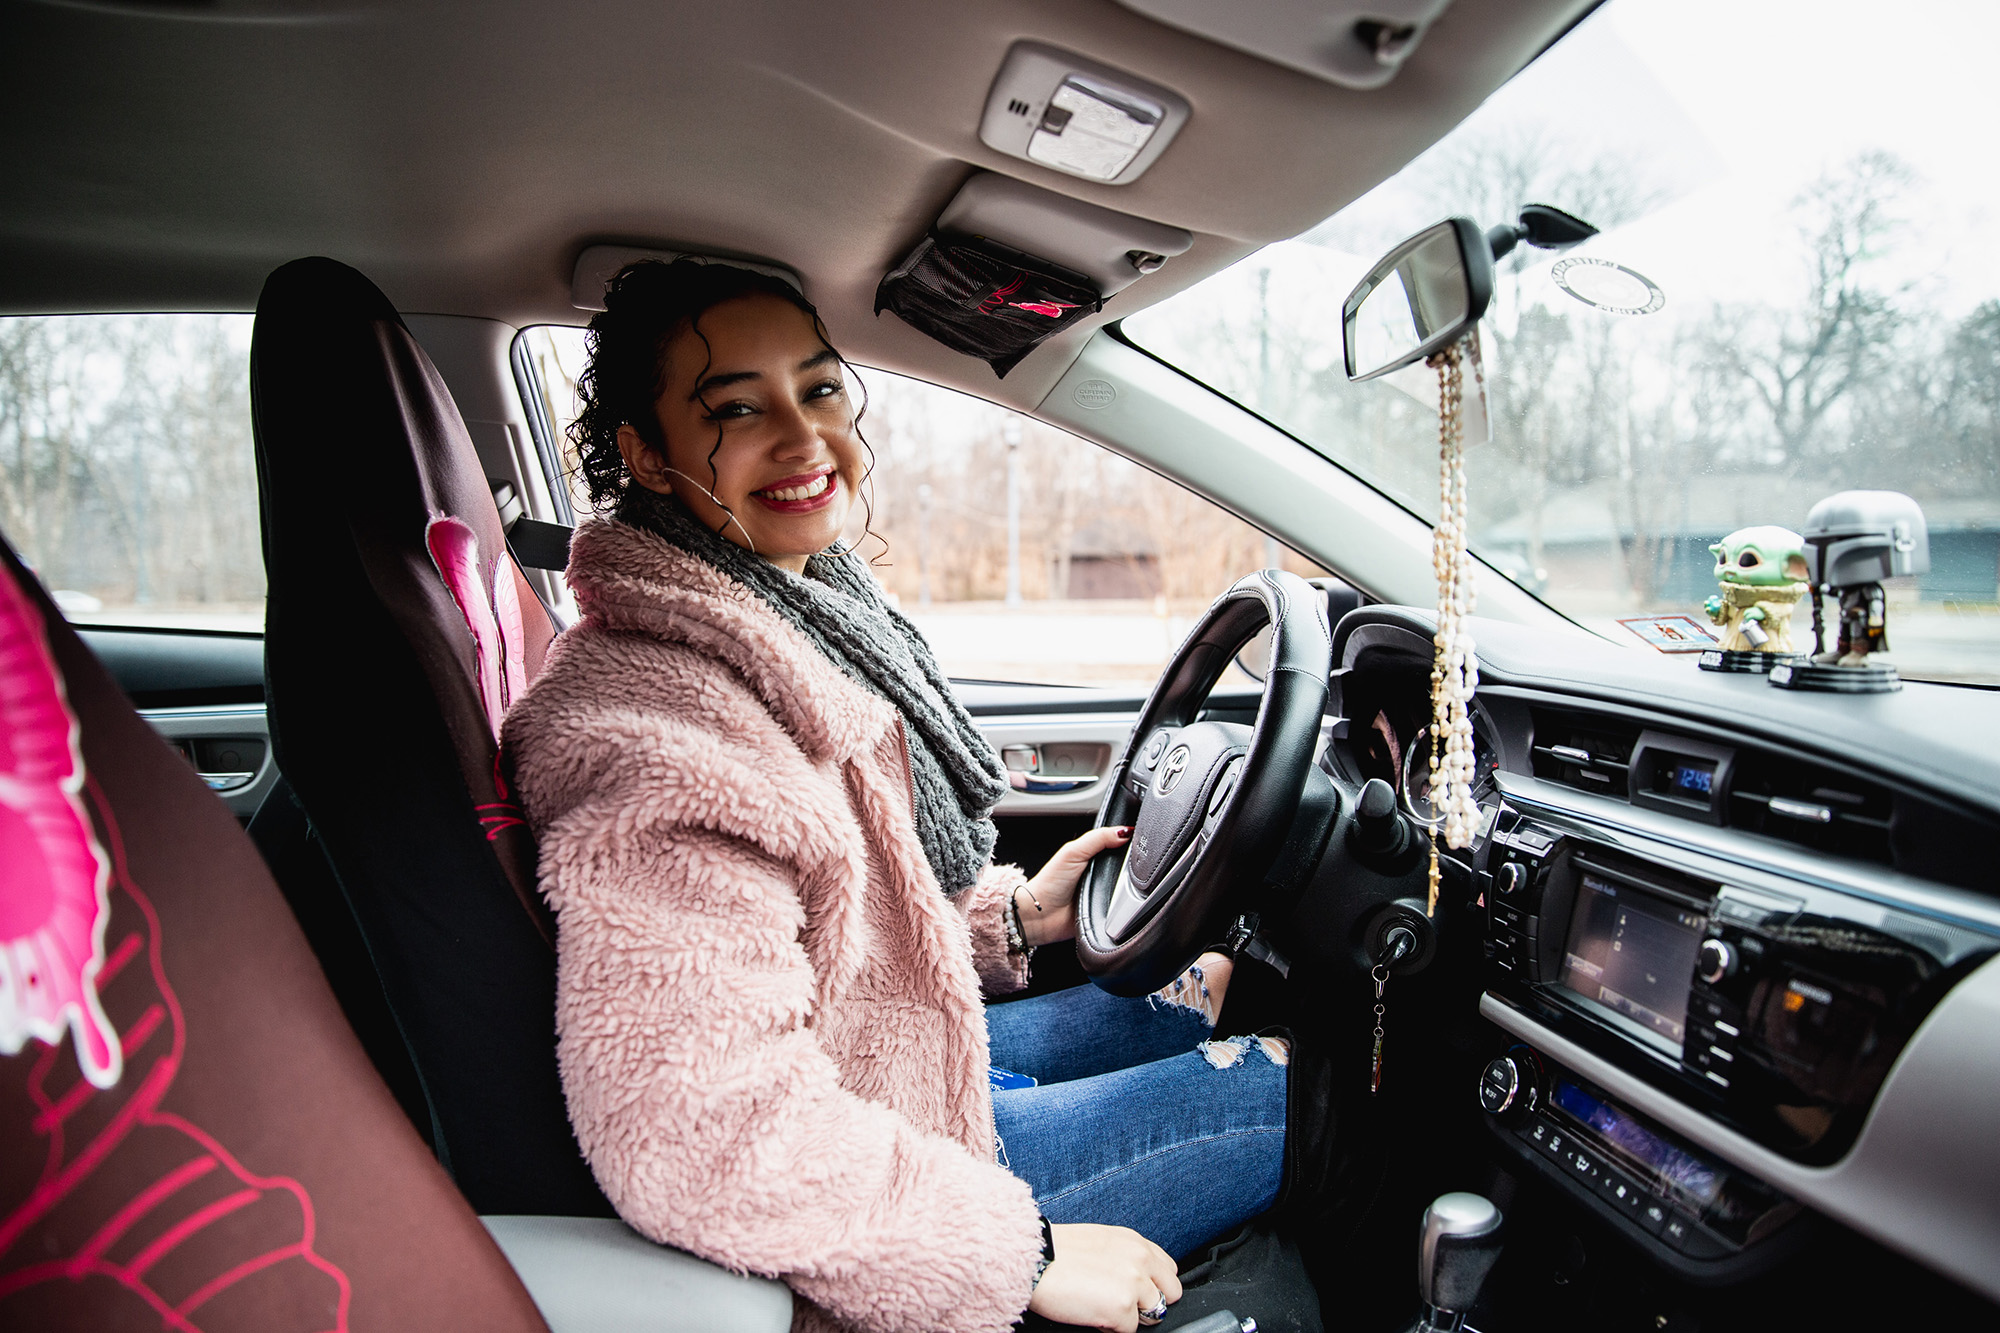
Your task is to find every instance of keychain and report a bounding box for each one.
[1370,963,1390,1096]
[1369,926,1415,1095]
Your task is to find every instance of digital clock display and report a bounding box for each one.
[1672,762,1714,796]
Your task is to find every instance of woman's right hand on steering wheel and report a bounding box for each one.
[1018,825,1133,948]
[1028,1223,1183,1332]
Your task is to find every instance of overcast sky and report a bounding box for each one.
[1300,0,2000,321]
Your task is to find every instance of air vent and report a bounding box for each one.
[1728,751,1893,866]
[1530,709,1641,800]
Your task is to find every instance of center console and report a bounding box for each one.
[1478,1044,1795,1279]
[1473,805,1999,1276]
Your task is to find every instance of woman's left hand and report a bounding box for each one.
[1016,825,1130,947]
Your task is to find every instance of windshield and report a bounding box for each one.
[1125,0,2000,686]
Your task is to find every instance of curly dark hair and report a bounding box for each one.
[567,258,869,517]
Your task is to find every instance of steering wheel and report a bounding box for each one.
[1076,569,1332,996]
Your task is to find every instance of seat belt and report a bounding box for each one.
[506,516,574,572]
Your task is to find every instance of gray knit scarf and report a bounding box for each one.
[618,489,1008,898]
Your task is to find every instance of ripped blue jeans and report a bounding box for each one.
[985,978,1288,1260]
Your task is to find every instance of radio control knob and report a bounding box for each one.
[1495,862,1528,896]
[1698,938,1737,985]
[1478,1057,1521,1115]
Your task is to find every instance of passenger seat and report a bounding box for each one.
[0,536,549,1331]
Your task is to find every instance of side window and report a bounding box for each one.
[843,372,1327,689]
[0,314,262,630]
[515,324,1324,688]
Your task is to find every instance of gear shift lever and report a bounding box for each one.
[1411,1192,1503,1332]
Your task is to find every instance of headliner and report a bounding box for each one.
[0,0,1594,406]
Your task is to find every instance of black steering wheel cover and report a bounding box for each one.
[1077,569,1331,995]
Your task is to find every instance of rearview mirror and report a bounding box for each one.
[1343,218,1493,382]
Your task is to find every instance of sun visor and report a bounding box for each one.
[874,174,1192,377]
[1113,0,1454,90]
[935,173,1192,298]
[569,245,803,312]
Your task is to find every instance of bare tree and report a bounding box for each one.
[0,315,260,608]
[1719,151,1913,475]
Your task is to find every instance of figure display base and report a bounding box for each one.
[1699,649,1803,674]
[1768,660,1902,693]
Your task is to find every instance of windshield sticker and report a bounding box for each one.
[1617,614,1721,653]
[1550,257,1666,316]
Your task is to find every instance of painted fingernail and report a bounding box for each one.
[1117,826,1133,839]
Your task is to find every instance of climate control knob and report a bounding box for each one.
[1698,938,1737,985]
[1495,862,1528,897]
[1478,1057,1521,1115]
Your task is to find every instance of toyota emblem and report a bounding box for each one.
[1153,744,1192,797]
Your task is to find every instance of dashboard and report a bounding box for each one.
[1323,607,2000,1303]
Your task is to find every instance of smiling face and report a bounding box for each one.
[616,293,863,572]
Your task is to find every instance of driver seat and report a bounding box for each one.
[250,258,791,1329]
[251,257,595,1218]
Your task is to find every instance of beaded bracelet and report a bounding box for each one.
[1003,889,1030,955]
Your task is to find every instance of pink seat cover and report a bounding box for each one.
[424,515,528,741]
[0,562,120,1091]
[0,568,354,1329]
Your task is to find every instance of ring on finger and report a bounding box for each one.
[1138,1293,1169,1324]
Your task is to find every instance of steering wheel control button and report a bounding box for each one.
[1697,938,1737,984]
[1141,729,1171,768]
[1478,1057,1520,1114]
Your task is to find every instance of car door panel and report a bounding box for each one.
[76,626,274,820]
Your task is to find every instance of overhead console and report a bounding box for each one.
[977,42,1190,185]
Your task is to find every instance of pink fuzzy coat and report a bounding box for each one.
[501,517,1046,1333]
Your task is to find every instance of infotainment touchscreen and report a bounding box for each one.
[1558,872,1707,1052]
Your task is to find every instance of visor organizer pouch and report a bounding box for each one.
[875,232,1103,378]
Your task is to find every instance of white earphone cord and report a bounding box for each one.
[660,466,757,555]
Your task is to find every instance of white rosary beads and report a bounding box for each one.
[1426,334,1483,914]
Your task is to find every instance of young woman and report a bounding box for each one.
[501,260,1290,1333]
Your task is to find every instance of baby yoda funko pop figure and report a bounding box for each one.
[1703,525,1811,655]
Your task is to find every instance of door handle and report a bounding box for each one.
[1000,742,1108,797]
[1013,775,1101,796]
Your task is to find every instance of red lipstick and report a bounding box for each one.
[751,467,839,514]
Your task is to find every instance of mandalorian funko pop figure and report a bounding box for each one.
[1703,525,1811,655]
[1768,491,1930,694]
